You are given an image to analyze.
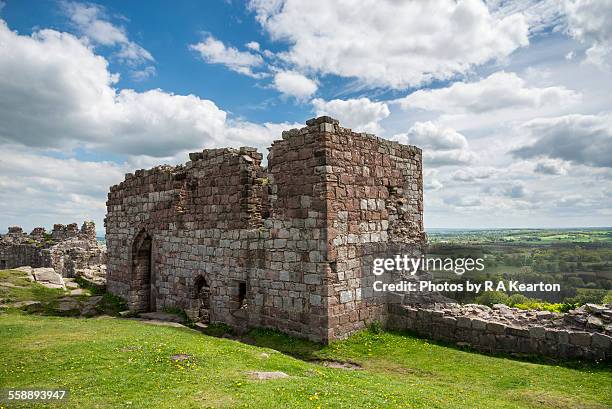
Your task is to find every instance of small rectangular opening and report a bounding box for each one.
[0,260,6,269]
[238,281,247,306]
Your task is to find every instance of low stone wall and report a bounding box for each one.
[387,303,612,361]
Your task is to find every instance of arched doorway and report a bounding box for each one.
[131,231,154,312]
[193,275,211,323]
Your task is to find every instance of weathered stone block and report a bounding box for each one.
[529,326,546,339]
[486,322,505,335]
[591,333,610,349]
[456,316,472,329]
[569,331,591,347]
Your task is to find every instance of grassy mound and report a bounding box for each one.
[0,313,610,408]
[1,268,611,408]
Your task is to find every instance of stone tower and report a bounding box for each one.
[105,116,425,342]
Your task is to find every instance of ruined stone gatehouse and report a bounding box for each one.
[0,221,105,277]
[106,116,425,342]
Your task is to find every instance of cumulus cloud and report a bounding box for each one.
[272,71,317,99]
[63,1,154,68]
[189,35,265,78]
[0,20,300,160]
[0,18,310,231]
[0,147,127,232]
[131,65,156,81]
[451,167,498,182]
[443,196,482,207]
[311,98,389,133]
[222,120,303,150]
[396,71,580,114]
[424,169,443,191]
[245,41,260,51]
[504,182,527,198]
[534,158,570,175]
[486,0,565,34]
[249,0,528,89]
[392,122,475,167]
[394,122,468,150]
[512,114,612,168]
[565,0,612,68]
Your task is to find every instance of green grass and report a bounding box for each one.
[0,313,610,409]
[0,270,65,307]
[1,268,611,408]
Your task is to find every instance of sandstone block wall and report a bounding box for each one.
[105,116,425,342]
[387,303,612,361]
[316,117,426,339]
[0,221,104,277]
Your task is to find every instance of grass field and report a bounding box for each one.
[1,312,611,409]
[1,268,611,408]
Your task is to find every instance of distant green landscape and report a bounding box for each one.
[426,228,612,308]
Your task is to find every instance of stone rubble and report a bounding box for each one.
[0,222,106,279]
[387,302,612,360]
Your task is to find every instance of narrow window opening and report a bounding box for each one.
[238,281,247,309]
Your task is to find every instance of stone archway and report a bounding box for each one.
[193,275,211,323]
[131,230,154,312]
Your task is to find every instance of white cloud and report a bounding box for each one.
[272,71,317,99]
[451,167,498,182]
[311,98,389,133]
[486,0,564,34]
[565,0,612,68]
[0,19,310,231]
[394,122,468,150]
[424,169,443,191]
[392,122,476,167]
[0,20,296,159]
[190,35,265,78]
[249,0,529,89]
[63,1,154,68]
[396,71,580,114]
[504,182,527,198]
[512,114,612,168]
[534,158,570,175]
[131,65,156,81]
[0,147,127,233]
[443,195,482,208]
[245,41,260,51]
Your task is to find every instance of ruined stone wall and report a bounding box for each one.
[314,117,426,339]
[106,149,262,324]
[0,242,52,269]
[105,116,427,342]
[106,141,331,341]
[261,125,331,340]
[387,303,612,361]
[0,222,103,277]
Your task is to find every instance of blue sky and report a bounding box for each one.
[2,0,304,123]
[0,0,611,232]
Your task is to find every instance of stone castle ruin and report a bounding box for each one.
[0,116,607,360]
[106,116,426,342]
[0,221,105,278]
[105,116,611,360]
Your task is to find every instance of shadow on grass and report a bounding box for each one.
[388,327,612,373]
[198,323,612,375]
